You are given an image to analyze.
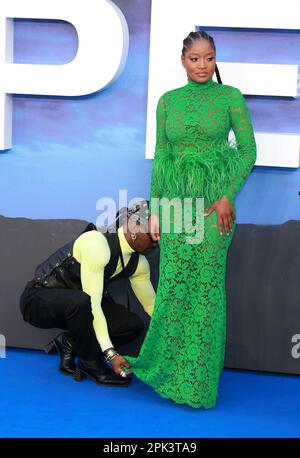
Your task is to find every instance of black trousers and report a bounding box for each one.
[20,281,144,360]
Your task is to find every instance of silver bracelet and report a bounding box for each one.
[103,347,119,363]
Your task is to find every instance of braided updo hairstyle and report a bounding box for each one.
[182,31,222,84]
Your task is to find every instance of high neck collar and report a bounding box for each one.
[118,226,135,256]
[187,78,215,90]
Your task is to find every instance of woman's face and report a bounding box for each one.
[181,40,216,83]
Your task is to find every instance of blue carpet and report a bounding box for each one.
[0,349,299,438]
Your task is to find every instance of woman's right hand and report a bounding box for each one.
[149,214,160,242]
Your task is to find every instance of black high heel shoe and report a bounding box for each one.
[53,332,76,375]
[74,358,131,387]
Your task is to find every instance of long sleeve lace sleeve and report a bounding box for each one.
[149,95,168,215]
[224,88,257,203]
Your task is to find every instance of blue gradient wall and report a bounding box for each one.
[0,1,299,225]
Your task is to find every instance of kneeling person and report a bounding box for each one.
[20,202,156,386]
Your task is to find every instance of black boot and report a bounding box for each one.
[53,332,76,375]
[73,357,131,387]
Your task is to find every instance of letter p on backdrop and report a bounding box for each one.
[0,0,129,150]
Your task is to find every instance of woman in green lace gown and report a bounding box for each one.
[125,31,256,408]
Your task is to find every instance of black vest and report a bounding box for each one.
[33,223,139,290]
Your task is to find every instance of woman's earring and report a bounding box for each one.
[131,233,137,242]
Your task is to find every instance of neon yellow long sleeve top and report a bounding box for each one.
[72,226,155,352]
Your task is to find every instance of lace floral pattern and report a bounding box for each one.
[125,79,256,408]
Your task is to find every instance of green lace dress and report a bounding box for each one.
[125,78,256,408]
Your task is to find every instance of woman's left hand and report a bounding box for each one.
[204,196,235,236]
